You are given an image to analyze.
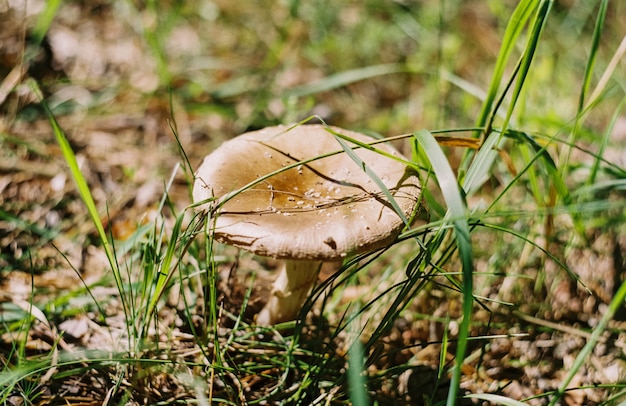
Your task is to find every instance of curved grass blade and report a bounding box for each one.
[504,129,584,236]
[584,35,626,112]
[496,0,553,142]
[577,0,609,113]
[412,129,473,406]
[462,131,503,196]
[331,133,411,227]
[473,0,540,138]
[283,63,409,98]
[30,0,62,47]
[563,0,612,177]
[143,209,203,335]
[460,0,543,178]
[28,79,129,326]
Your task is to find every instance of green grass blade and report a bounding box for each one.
[504,129,585,236]
[461,0,542,178]
[497,0,553,141]
[28,79,128,319]
[462,131,502,196]
[283,63,408,98]
[587,97,626,186]
[143,209,188,334]
[347,311,369,406]
[474,0,539,136]
[30,0,61,47]
[584,35,626,112]
[563,0,611,177]
[587,83,626,185]
[412,129,473,406]
[332,135,411,227]
[0,209,58,243]
[577,0,609,113]
[479,222,575,282]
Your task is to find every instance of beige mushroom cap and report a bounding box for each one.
[193,124,420,260]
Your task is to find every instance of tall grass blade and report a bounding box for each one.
[30,0,61,47]
[143,210,189,335]
[588,98,626,185]
[283,63,408,98]
[28,79,128,323]
[332,135,410,227]
[584,35,626,111]
[497,0,553,142]
[462,131,502,196]
[473,0,539,137]
[412,129,473,406]
[577,0,609,113]
[563,0,611,177]
[347,313,369,406]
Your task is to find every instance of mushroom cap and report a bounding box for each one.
[193,124,420,260]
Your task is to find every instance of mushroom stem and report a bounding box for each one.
[256,259,322,326]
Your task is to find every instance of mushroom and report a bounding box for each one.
[193,124,420,325]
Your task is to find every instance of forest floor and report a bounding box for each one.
[1,1,626,404]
